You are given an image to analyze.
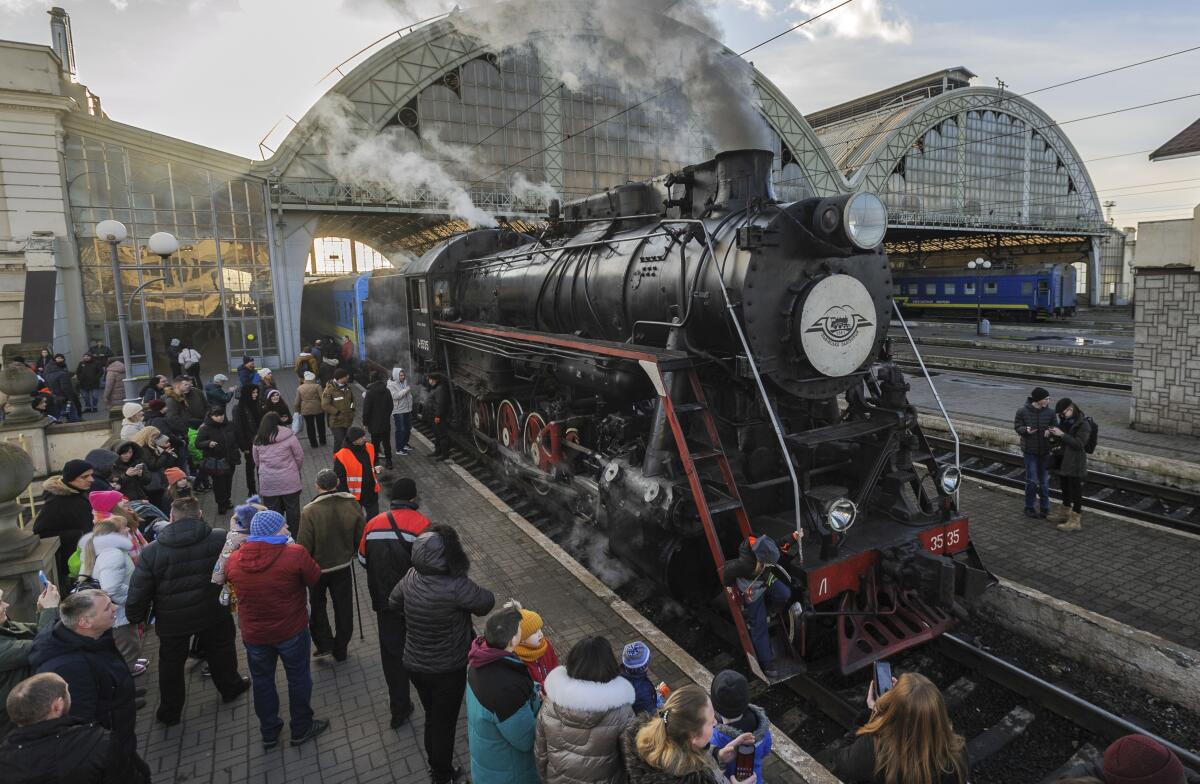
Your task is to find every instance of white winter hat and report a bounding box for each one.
[259,367,272,376]
[122,402,143,419]
[213,373,229,383]
[304,371,316,381]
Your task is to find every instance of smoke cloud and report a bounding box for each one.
[311,94,498,227]
[789,0,913,43]
[510,173,560,209]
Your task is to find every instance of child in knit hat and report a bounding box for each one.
[710,669,773,783]
[512,605,559,695]
[620,640,665,715]
[212,496,267,603]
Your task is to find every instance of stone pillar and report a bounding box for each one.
[0,440,58,623]
[1130,266,1200,436]
[0,362,51,476]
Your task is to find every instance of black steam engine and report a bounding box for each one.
[403,149,993,679]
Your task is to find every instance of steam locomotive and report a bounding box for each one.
[399,149,993,680]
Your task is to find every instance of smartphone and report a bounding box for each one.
[734,743,756,779]
[37,570,49,587]
[874,660,893,698]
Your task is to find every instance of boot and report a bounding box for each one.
[1056,510,1082,532]
[1047,505,1071,524]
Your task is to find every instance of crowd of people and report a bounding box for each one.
[0,347,1182,784]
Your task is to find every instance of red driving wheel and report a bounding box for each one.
[496,400,522,453]
[470,396,494,454]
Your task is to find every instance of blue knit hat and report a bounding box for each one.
[249,510,286,537]
[233,496,262,532]
[622,641,650,673]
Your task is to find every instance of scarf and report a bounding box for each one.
[246,535,289,544]
[515,637,549,663]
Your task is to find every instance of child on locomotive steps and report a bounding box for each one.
[722,534,791,679]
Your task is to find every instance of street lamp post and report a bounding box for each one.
[96,219,139,402]
[146,231,179,376]
[967,257,992,336]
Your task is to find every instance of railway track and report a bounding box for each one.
[415,420,1198,784]
[893,357,1133,392]
[928,436,1200,534]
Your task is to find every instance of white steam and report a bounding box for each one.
[510,173,560,210]
[311,94,498,227]
[789,0,913,43]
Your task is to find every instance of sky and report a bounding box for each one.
[3,0,1199,228]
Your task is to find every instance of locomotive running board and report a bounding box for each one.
[837,589,954,674]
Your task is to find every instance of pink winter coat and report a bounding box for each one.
[251,427,304,496]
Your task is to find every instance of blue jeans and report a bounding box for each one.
[1023,453,1050,512]
[244,628,314,742]
[745,578,791,667]
[82,388,100,410]
[393,412,412,451]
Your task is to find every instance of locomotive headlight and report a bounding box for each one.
[843,192,888,249]
[826,498,858,532]
[937,465,962,494]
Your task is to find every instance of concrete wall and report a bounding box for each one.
[1133,213,1198,271]
[1131,267,1200,436]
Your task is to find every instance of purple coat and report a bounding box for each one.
[252,427,304,497]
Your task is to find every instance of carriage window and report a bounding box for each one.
[1021,281,1034,295]
[893,284,901,296]
[944,283,956,295]
[1038,280,1049,293]
[409,279,427,312]
[964,282,976,295]
[432,279,450,308]
[908,284,920,295]
[925,283,937,295]
[985,282,998,294]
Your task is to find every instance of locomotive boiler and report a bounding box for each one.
[403,148,993,679]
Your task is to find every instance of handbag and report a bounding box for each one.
[291,415,304,434]
[200,456,231,476]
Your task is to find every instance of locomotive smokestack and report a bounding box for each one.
[714,149,776,209]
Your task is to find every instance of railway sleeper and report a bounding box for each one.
[966,705,1038,765]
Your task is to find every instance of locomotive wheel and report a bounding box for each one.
[496,399,523,453]
[470,396,495,454]
[522,412,549,469]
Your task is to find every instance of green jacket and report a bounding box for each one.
[320,382,357,428]
[297,491,366,572]
[0,607,59,730]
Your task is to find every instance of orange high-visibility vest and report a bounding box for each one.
[333,443,379,500]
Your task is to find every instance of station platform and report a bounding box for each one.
[123,385,811,783]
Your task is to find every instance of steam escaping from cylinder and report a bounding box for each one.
[364,0,775,152]
[310,94,499,228]
[510,173,561,210]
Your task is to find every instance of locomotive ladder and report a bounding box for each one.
[659,367,766,681]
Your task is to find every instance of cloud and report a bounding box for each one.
[789,0,912,44]
[0,0,129,11]
[732,0,775,18]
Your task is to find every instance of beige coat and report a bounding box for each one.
[293,380,324,416]
[535,667,635,784]
[102,360,126,409]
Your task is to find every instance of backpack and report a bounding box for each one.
[1083,416,1099,454]
[71,574,102,594]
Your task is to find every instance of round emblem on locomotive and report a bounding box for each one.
[798,275,879,377]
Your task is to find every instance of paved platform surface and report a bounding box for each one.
[960,479,1200,650]
[118,375,796,783]
[906,322,1135,350]
[905,369,1200,464]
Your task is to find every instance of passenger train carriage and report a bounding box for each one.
[894,264,1077,320]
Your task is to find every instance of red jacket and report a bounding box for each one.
[225,540,321,645]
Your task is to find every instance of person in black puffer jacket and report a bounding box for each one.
[233,384,263,496]
[361,372,395,469]
[1013,386,1057,518]
[125,496,249,726]
[389,525,494,784]
[197,408,242,515]
[425,374,451,460]
[32,460,95,592]
[110,442,149,503]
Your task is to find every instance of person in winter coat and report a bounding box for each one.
[388,367,414,454]
[293,372,326,447]
[357,477,429,727]
[125,496,250,725]
[0,584,60,732]
[42,359,78,422]
[621,641,662,716]
[297,469,365,662]
[1057,735,1186,784]
[129,426,176,511]
[467,606,542,784]
[33,460,95,592]
[1013,386,1056,518]
[204,374,234,409]
[225,510,329,750]
[389,526,495,784]
[197,407,240,514]
[318,353,338,386]
[211,498,265,591]
[84,449,119,494]
[710,670,773,784]
[0,671,126,783]
[621,684,755,784]
[28,590,150,781]
[262,387,293,427]
[236,356,260,388]
[1049,398,1092,532]
[101,360,126,411]
[514,607,559,694]
[168,338,183,379]
[427,373,451,459]
[722,535,790,679]
[233,384,263,496]
[321,370,357,449]
[170,376,208,428]
[79,520,141,674]
[826,672,968,784]
[294,349,318,380]
[34,348,51,377]
[75,354,104,413]
[253,412,304,530]
[361,371,395,469]
[334,426,382,519]
[535,635,636,784]
[258,367,278,393]
[119,402,145,440]
[139,375,168,406]
[178,344,202,385]
[110,442,148,503]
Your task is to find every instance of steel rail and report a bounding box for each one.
[938,634,1200,773]
[926,436,1200,534]
[894,359,1133,391]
